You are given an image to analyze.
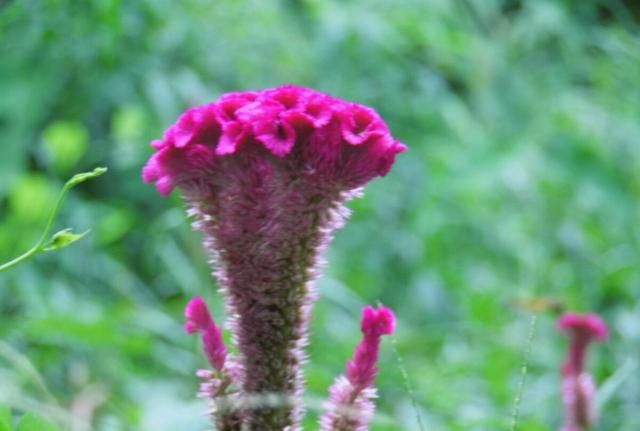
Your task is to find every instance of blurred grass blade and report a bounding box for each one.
[510,314,538,431]
[389,330,425,431]
[0,390,69,430]
[597,358,638,410]
[15,413,59,431]
[377,300,425,431]
[0,405,12,431]
[0,342,58,406]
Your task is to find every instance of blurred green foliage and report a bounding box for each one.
[1,0,639,430]
[12,412,61,431]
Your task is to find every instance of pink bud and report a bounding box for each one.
[320,305,396,431]
[184,296,214,334]
[347,306,396,389]
[361,305,396,337]
[184,296,228,371]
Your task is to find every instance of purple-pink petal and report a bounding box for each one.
[184,296,214,333]
[142,85,406,196]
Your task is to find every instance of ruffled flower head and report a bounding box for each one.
[143,85,406,198]
[347,306,396,389]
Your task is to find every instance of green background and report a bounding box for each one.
[1,0,639,430]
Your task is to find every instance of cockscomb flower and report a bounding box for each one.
[319,306,396,431]
[557,312,608,431]
[143,85,405,430]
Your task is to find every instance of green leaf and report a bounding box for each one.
[15,414,59,431]
[0,406,12,431]
[42,228,90,252]
[66,167,108,188]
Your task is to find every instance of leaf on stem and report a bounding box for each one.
[66,167,108,188]
[0,166,108,273]
[41,229,90,252]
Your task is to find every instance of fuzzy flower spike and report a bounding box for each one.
[557,312,608,431]
[319,305,396,431]
[144,85,405,430]
[185,296,228,370]
[184,296,243,430]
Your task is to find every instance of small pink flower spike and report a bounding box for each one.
[558,313,608,375]
[186,297,243,430]
[347,306,396,390]
[319,305,396,431]
[185,296,228,371]
[557,312,608,431]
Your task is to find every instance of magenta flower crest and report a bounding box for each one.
[557,312,608,431]
[144,85,405,430]
[320,306,396,431]
[143,85,405,197]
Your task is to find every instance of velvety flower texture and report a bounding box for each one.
[143,85,406,197]
[319,306,396,431]
[143,85,405,430]
[557,312,608,431]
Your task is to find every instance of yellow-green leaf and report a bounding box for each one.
[0,406,12,431]
[15,413,59,431]
[42,228,90,252]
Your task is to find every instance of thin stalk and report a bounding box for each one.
[510,314,538,431]
[0,167,107,272]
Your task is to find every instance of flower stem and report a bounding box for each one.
[0,167,107,272]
